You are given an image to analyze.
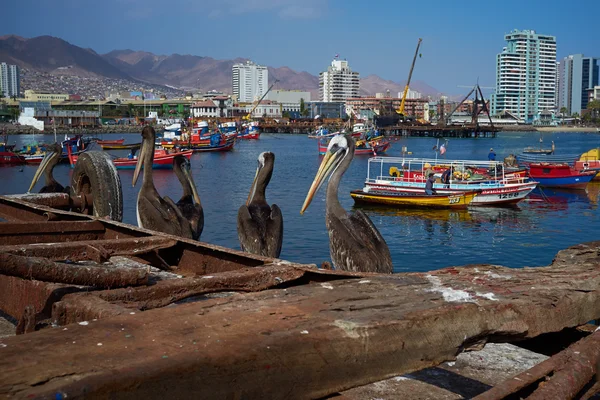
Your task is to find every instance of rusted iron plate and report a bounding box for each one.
[0,221,105,245]
[5,193,73,208]
[0,253,149,288]
[2,242,600,399]
[0,196,89,222]
[0,275,78,321]
[50,263,315,324]
[473,330,600,400]
[0,237,178,263]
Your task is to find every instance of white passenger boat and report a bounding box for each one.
[361,157,537,206]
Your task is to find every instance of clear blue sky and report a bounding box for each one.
[3,0,599,95]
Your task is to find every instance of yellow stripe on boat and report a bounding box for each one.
[350,190,478,208]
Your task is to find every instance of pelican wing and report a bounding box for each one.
[265,204,283,258]
[163,196,194,239]
[138,194,192,239]
[237,205,263,255]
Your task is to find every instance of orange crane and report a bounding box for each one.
[396,38,423,117]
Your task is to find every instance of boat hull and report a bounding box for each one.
[96,139,125,145]
[69,150,193,169]
[528,163,596,189]
[0,151,25,165]
[531,175,595,189]
[350,189,477,209]
[365,181,536,206]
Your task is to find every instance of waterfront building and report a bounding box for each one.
[243,100,282,119]
[0,63,20,98]
[24,90,69,102]
[232,61,268,103]
[557,54,600,115]
[491,29,557,123]
[319,58,359,102]
[265,90,311,113]
[306,101,347,119]
[190,100,219,118]
[345,97,428,120]
[397,89,422,100]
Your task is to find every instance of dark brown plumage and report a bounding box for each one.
[173,155,203,240]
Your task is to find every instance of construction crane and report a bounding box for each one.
[243,79,279,120]
[396,38,423,117]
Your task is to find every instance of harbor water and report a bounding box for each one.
[2,131,600,273]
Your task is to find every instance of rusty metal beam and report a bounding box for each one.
[0,221,105,245]
[0,253,149,288]
[0,237,178,263]
[2,241,600,399]
[473,331,600,400]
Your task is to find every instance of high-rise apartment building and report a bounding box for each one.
[0,63,20,98]
[557,54,599,115]
[232,61,268,103]
[491,30,557,122]
[319,58,359,102]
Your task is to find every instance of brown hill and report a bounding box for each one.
[0,35,129,79]
[0,35,440,98]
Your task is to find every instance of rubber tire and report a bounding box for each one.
[71,151,123,221]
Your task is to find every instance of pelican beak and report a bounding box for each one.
[300,147,344,214]
[132,140,148,187]
[181,159,201,205]
[28,149,58,192]
[246,163,262,206]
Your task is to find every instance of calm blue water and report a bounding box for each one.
[2,131,600,272]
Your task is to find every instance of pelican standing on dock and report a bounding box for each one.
[28,143,67,193]
[300,135,393,273]
[173,155,204,240]
[237,152,283,258]
[133,126,193,239]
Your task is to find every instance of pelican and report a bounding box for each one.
[28,143,67,193]
[133,126,193,239]
[237,152,283,258]
[173,155,204,240]
[300,134,393,273]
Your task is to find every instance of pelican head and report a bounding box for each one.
[132,126,155,187]
[247,151,274,205]
[173,155,201,205]
[301,134,350,214]
[28,143,62,192]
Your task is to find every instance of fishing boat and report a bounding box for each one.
[238,121,260,140]
[318,136,391,156]
[0,142,25,165]
[162,132,236,153]
[575,148,600,180]
[528,163,596,189]
[361,157,537,206]
[100,143,142,150]
[523,133,555,155]
[68,147,193,170]
[350,189,478,209]
[96,138,125,145]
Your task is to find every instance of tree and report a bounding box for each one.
[559,107,568,116]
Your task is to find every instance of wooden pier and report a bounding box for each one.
[0,195,599,399]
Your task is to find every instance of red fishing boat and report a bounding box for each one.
[0,143,25,165]
[96,138,125,145]
[162,132,236,153]
[69,148,192,170]
[528,163,596,189]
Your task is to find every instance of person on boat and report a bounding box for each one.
[441,167,452,188]
[425,173,437,195]
[488,148,496,161]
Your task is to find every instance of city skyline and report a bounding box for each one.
[2,0,598,95]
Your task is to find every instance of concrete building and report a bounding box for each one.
[0,63,20,98]
[190,100,219,118]
[24,90,70,102]
[491,29,557,123]
[319,58,359,102]
[265,90,311,112]
[557,54,600,115]
[397,89,422,100]
[244,100,282,119]
[345,97,429,120]
[306,101,347,119]
[232,61,268,103]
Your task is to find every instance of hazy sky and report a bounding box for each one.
[3,0,599,94]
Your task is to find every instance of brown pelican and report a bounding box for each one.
[133,126,193,239]
[173,155,203,240]
[237,152,283,258]
[300,134,393,273]
[28,143,67,193]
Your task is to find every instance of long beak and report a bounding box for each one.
[28,150,57,192]
[246,164,261,206]
[181,161,201,205]
[300,149,341,214]
[132,140,148,187]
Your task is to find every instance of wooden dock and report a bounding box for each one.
[0,195,599,399]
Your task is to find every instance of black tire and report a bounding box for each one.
[71,151,123,221]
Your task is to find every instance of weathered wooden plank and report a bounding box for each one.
[1,242,600,399]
